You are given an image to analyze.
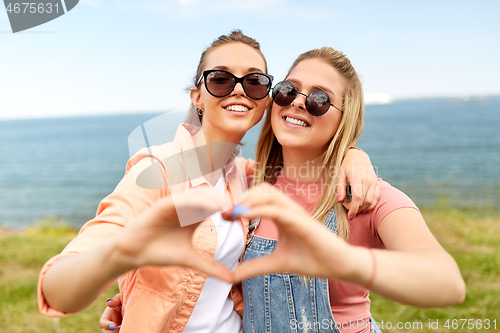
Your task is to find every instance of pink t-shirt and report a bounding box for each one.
[254,174,419,333]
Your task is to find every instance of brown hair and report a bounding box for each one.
[188,30,268,123]
[252,47,364,240]
[192,30,268,88]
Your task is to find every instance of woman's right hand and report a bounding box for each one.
[42,186,234,314]
[113,186,234,282]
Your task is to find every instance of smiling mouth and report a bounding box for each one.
[224,105,250,112]
[284,116,310,127]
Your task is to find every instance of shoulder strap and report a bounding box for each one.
[324,206,338,234]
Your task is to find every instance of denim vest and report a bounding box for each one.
[241,207,382,333]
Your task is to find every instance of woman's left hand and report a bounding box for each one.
[223,184,357,282]
[337,148,380,219]
[100,294,122,332]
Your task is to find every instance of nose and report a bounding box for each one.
[291,92,307,111]
[230,82,246,97]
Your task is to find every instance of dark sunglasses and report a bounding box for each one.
[272,81,343,116]
[196,69,274,100]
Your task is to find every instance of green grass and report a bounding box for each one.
[370,207,500,332]
[0,217,119,333]
[0,209,499,332]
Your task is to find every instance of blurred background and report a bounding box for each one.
[1,0,499,228]
[1,1,499,332]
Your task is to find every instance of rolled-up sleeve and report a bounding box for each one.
[38,152,170,316]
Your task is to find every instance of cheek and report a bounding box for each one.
[271,104,283,118]
[255,100,268,117]
[319,115,342,142]
[270,106,282,128]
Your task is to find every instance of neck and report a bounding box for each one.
[202,122,245,146]
[281,147,327,181]
[193,126,239,186]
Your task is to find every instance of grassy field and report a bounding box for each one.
[370,206,500,332]
[0,217,119,333]
[0,208,499,333]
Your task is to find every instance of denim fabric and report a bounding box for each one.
[242,208,382,333]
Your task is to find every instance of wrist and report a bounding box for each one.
[106,232,142,275]
[339,245,374,287]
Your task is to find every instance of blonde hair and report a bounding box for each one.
[252,47,364,240]
[188,30,268,123]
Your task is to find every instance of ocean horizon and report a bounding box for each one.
[1,96,499,229]
[1,94,497,122]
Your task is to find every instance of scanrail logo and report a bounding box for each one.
[3,0,78,33]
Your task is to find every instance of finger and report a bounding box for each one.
[342,199,351,212]
[222,204,251,221]
[347,200,359,220]
[222,186,289,221]
[155,199,225,230]
[100,297,123,329]
[363,181,380,213]
[366,180,381,212]
[235,205,281,222]
[183,251,234,283]
[233,255,282,282]
[221,208,234,221]
[346,182,365,219]
[102,326,119,333]
[176,196,229,228]
[223,202,259,221]
[336,167,347,202]
[99,307,119,330]
[105,293,121,308]
[358,181,376,213]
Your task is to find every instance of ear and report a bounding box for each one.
[190,87,203,110]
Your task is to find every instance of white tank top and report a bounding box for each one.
[183,173,244,333]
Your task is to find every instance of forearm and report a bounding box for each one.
[42,236,135,313]
[346,246,466,307]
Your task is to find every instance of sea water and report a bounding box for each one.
[1,96,499,228]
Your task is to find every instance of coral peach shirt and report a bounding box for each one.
[37,123,253,333]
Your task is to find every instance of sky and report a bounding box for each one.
[1,0,499,120]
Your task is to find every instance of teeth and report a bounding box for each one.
[225,105,249,112]
[285,116,309,127]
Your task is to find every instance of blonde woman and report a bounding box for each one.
[227,47,466,333]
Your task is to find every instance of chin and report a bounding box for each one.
[226,121,254,135]
[276,136,304,149]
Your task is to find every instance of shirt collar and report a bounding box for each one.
[174,123,242,188]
